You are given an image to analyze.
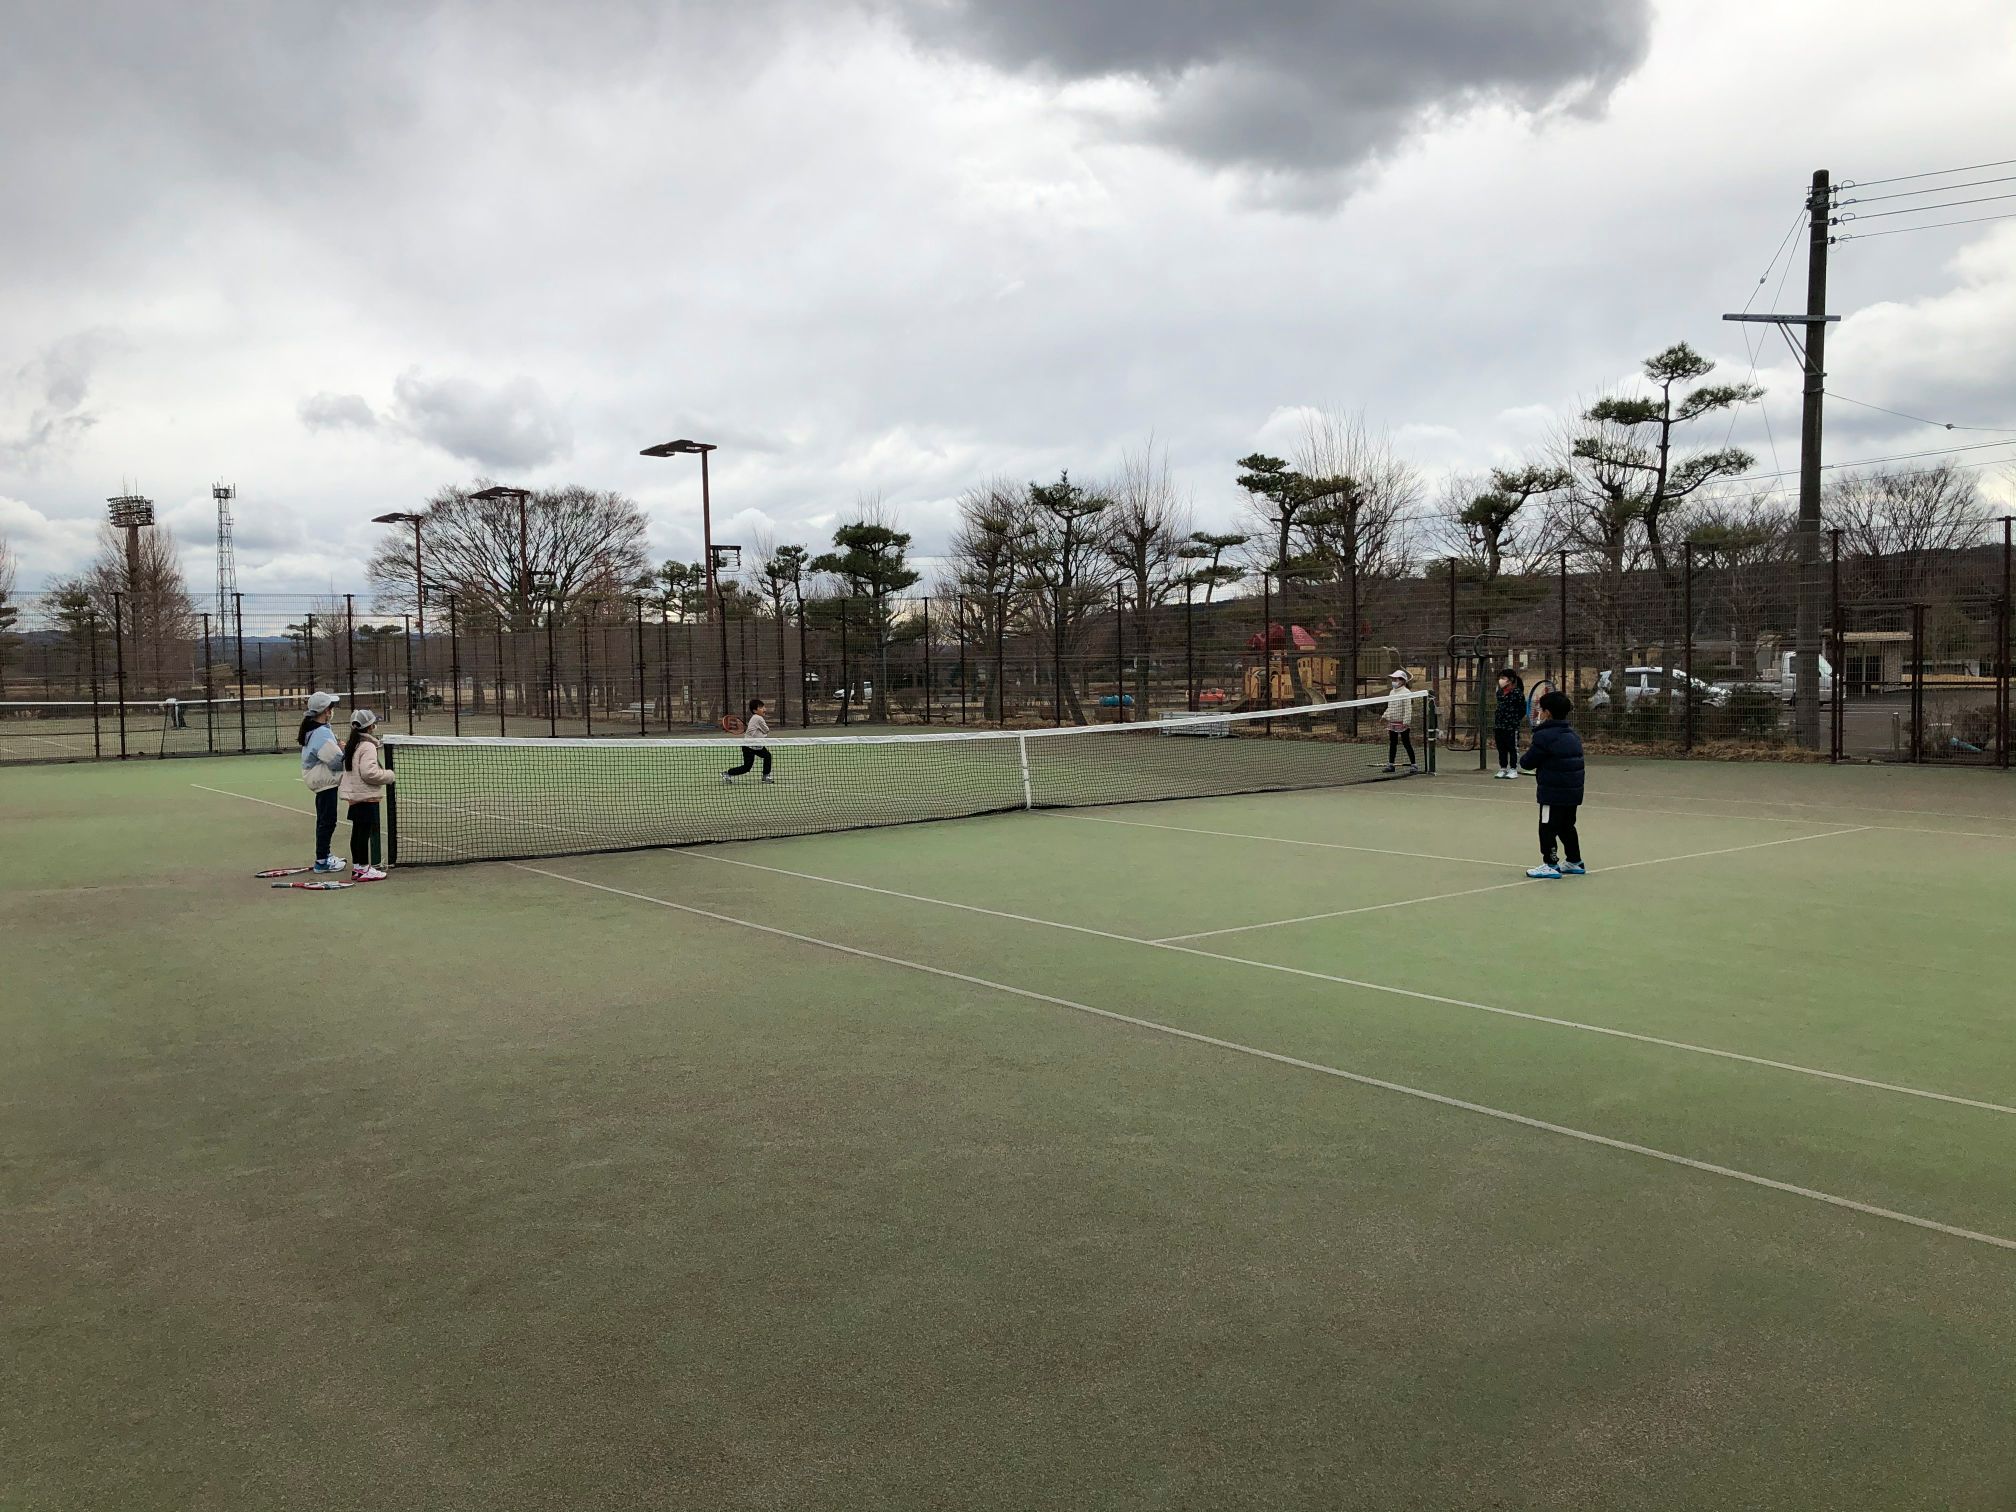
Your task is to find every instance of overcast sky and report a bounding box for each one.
[5,0,2015,597]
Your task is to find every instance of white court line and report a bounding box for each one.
[1052,812,1513,868]
[685,846,2016,1119]
[1152,826,1871,942]
[1392,784,2016,843]
[196,784,2009,1118]
[508,859,2016,1255]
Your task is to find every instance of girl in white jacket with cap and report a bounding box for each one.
[1381,670,1418,774]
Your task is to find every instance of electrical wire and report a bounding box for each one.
[1719,437,2016,485]
[1823,393,2016,435]
[1688,450,2016,511]
[1837,173,2016,205]
[1835,211,2016,242]
[1836,191,2016,222]
[1837,157,2016,190]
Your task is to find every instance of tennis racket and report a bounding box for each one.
[1526,678,1555,722]
[719,714,745,735]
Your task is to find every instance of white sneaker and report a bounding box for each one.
[761,776,775,784]
[313,856,346,873]
[722,774,734,784]
[354,865,388,882]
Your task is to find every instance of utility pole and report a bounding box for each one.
[1724,170,1838,751]
[1793,168,1831,750]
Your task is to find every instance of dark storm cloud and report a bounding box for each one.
[890,0,1653,177]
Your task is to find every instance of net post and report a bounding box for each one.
[384,742,398,868]
[1018,733,1033,809]
[1424,687,1438,775]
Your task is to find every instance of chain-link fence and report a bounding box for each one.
[4,542,2011,768]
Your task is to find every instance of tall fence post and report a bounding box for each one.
[635,600,649,735]
[344,593,356,698]
[403,615,416,735]
[796,599,810,729]
[201,612,215,753]
[1557,550,1569,698]
[1113,581,1126,721]
[839,599,851,726]
[922,596,933,725]
[1910,602,1926,763]
[545,610,558,738]
[994,591,1007,726]
[1183,585,1195,712]
[88,611,103,759]
[580,618,594,738]
[493,621,506,736]
[306,612,317,694]
[955,598,968,725]
[1829,528,1843,763]
[447,594,461,737]
[1682,543,1695,754]
[234,592,247,753]
[111,590,129,758]
[2000,516,2012,770]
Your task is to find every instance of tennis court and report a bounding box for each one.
[4,739,2015,1509]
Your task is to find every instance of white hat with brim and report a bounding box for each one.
[306,691,342,714]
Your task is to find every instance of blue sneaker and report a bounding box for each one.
[1560,862,1587,876]
[1526,863,1562,880]
[313,857,346,874]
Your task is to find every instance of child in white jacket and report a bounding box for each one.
[337,709,396,880]
[1381,670,1418,774]
[297,691,347,872]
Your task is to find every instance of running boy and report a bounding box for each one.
[1492,668,1524,778]
[1519,689,1586,878]
[723,698,774,784]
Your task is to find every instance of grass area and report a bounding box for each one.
[3,751,2014,1510]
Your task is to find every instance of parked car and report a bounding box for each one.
[1742,651,1835,704]
[1588,667,1732,710]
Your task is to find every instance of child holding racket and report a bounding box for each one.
[723,698,774,784]
[1519,689,1586,878]
[338,709,395,880]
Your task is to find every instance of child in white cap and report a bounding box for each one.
[1381,669,1418,774]
[338,709,395,880]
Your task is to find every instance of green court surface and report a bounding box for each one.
[4,753,2015,1510]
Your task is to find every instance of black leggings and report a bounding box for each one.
[350,802,382,867]
[1495,729,1519,767]
[726,746,773,777]
[314,786,340,860]
[1387,729,1415,764]
[1539,802,1582,865]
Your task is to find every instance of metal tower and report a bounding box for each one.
[213,483,237,622]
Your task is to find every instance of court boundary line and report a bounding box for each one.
[508,859,2016,1255]
[1050,812,1514,868]
[1154,826,1871,943]
[685,847,2015,1118]
[1390,784,2016,843]
[194,783,2013,1119]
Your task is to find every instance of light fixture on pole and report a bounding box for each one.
[469,485,535,626]
[642,439,727,715]
[372,512,428,638]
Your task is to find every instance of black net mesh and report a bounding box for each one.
[385,691,1434,866]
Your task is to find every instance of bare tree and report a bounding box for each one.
[1103,441,1191,712]
[79,521,197,695]
[1684,493,1797,676]
[1026,472,1114,724]
[368,480,650,629]
[937,480,1038,721]
[1827,462,1992,603]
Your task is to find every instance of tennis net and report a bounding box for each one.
[385,690,1433,866]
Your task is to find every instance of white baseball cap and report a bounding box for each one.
[306,691,342,714]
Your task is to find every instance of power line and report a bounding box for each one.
[1693,449,2016,509]
[1837,190,2016,222]
[1823,392,2016,435]
[1718,437,2016,486]
[1838,157,2016,190]
[1837,173,2016,205]
[1835,210,2016,242]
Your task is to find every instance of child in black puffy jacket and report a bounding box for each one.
[1492,669,1525,779]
